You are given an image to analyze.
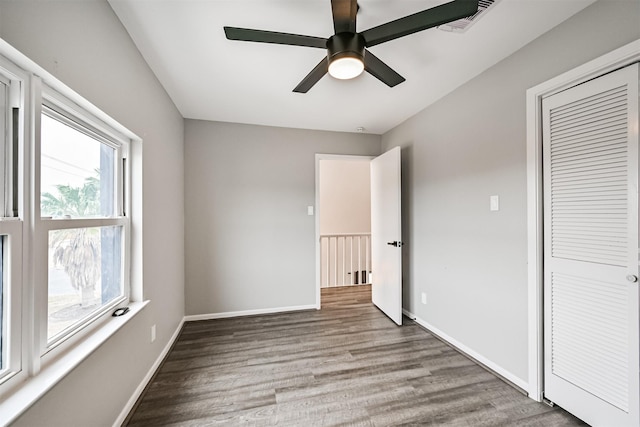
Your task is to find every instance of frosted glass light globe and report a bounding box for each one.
[328,56,364,80]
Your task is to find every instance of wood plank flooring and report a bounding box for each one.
[124,285,587,426]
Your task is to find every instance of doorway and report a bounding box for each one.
[315,154,374,309]
[315,148,403,325]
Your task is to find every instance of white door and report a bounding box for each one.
[371,146,402,325]
[543,63,639,426]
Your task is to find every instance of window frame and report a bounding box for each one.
[34,87,131,358]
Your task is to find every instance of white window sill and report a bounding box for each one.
[0,300,149,426]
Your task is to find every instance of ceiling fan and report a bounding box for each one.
[224,0,479,93]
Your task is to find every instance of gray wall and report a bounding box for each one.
[184,120,380,315]
[382,0,640,383]
[0,0,185,425]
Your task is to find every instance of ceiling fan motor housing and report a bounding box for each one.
[327,32,365,63]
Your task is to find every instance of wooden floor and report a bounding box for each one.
[124,285,586,426]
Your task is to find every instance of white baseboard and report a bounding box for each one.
[113,317,185,427]
[403,309,529,392]
[184,304,317,321]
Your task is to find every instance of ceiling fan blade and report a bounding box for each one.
[364,50,405,87]
[224,27,327,49]
[331,0,358,34]
[361,0,479,47]
[293,58,329,93]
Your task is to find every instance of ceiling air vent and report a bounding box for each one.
[438,0,499,33]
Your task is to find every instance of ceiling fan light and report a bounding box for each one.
[328,56,364,80]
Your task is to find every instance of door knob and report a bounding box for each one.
[387,241,403,247]
[627,274,638,282]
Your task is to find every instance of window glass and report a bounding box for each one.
[40,112,115,218]
[48,226,122,342]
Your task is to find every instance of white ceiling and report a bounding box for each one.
[108,0,596,135]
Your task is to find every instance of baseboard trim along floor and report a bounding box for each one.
[403,308,529,394]
[184,304,317,321]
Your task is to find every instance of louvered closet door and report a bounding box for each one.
[543,63,639,427]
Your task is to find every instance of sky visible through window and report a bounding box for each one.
[40,113,100,200]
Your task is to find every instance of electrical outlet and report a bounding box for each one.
[421,292,427,305]
[151,324,156,343]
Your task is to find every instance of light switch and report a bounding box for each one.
[490,195,500,211]
[307,206,314,216]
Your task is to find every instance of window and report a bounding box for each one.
[0,76,6,373]
[0,66,23,389]
[0,226,22,385]
[40,110,116,219]
[0,76,6,214]
[0,45,139,423]
[37,97,130,351]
